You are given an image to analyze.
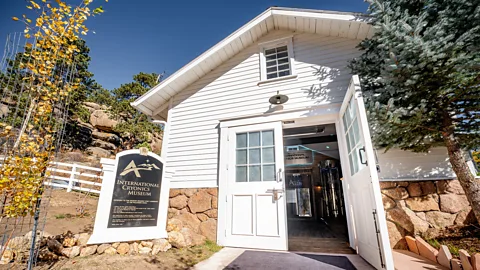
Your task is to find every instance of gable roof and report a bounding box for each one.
[132,7,372,120]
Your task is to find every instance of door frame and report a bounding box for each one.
[217,105,346,247]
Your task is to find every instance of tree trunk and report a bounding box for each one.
[443,132,480,223]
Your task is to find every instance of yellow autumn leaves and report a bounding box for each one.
[1,0,107,218]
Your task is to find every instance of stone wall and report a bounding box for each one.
[167,188,218,242]
[380,180,475,249]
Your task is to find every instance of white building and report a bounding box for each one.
[132,7,464,270]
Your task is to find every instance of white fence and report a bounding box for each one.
[0,156,103,194]
[45,162,103,194]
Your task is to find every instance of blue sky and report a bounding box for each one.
[0,0,369,90]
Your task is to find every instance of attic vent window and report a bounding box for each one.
[265,46,291,79]
[258,36,296,84]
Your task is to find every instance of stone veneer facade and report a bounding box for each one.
[380,180,475,250]
[167,188,218,242]
[167,183,473,250]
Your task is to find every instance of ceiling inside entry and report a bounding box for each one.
[283,124,339,159]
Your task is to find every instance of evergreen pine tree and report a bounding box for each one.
[350,0,480,221]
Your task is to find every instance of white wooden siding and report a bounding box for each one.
[377,147,456,181]
[167,30,361,188]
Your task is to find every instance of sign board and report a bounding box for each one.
[285,150,313,166]
[88,149,171,244]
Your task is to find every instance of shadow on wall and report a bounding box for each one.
[376,148,455,180]
[303,65,342,103]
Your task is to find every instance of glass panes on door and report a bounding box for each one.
[343,96,366,175]
[236,130,276,182]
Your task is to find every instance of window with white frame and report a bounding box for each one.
[265,46,291,79]
[259,37,295,82]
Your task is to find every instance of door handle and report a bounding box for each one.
[277,168,283,183]
[266,188,284,201]
[359,147,368,166]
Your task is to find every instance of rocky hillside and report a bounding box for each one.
[64,102,162,160]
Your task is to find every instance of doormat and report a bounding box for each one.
[224,250,356,270]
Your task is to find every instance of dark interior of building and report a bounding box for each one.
[283,123,353,254]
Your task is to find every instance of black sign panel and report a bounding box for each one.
[107,153,163,228]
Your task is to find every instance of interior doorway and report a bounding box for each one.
[283,123,352,254]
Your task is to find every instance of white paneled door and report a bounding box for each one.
[338,76,394,270]
[224,122,287,250]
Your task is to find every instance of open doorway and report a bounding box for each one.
[283,123,352,254]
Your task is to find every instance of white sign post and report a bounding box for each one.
[88,149,172,244]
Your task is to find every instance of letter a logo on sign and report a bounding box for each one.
[120,160,141,177]
[119,160,161,177]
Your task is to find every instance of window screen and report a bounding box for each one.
[264,46,291,80]
[235,130,276,182]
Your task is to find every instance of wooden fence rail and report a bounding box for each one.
[0,157,103,194]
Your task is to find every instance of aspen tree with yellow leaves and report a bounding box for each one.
[0,0,108,220]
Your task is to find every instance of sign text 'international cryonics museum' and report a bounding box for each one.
[88,149,171,244]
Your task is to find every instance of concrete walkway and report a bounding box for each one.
[193,247,375,270]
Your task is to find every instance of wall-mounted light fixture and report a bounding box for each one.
[269,91,289,105]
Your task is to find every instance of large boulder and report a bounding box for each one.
[86,146,111,158]
[92,130,121,144]
[440,194,470,214]
[405,195,439,211]
[90,110,118,132]
[83,102,107,111]
[150,134,163,154]
[200,218,217,241]
[188,190,212,213]
[8,236,29,251]
[92,139,116,151]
